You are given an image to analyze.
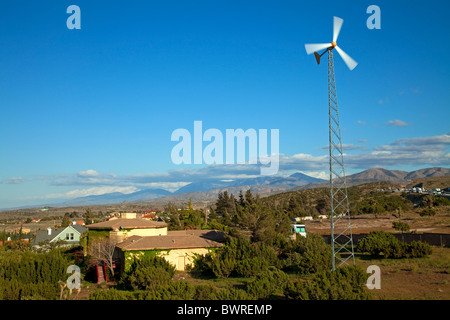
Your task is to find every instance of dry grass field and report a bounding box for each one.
[355,246,450,300]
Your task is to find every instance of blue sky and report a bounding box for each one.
[1,0,449,208]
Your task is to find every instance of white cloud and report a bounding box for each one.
[23,134,450,196]
[299,171,328,180]
[77,169,100,177]
[44,186,139,200]
[378,98,390,105]
[391,134,450,146]
[133,182,190,192]
[1,177,23,184]
[321,144,365,151]
[385,120,412,127]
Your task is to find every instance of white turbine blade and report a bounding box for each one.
[305,43,330,55]
[335,45,358,70]
[333,16,344,43]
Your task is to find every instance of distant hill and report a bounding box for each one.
[98,167,450,207]
[347,168,408,184]
[6,167,449,210]
[36,171,324,208]
[295,167,450,191]
[174,171,324,195]
[147,172,325,204]
[57,188,172,206]
[404,167,450,180]
[406,175,450,190]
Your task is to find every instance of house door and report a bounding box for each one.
[177,256,185,271]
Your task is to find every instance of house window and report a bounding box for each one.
[70,233,74,240]
[295,226,306,233]
[66,233,70,240]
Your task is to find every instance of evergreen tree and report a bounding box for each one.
[83,208,94,225]
[215,191,236,223]
[61,215,70,227]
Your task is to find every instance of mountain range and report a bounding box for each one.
[54,167,450,207]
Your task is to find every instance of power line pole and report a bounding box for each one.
[203,201,208,224]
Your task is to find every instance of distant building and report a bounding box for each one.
[33,224,87,248]
[290,224,307,239]
[14,226,31,234]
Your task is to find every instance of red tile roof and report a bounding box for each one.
[116,230,224,251]
[85,218,168,230]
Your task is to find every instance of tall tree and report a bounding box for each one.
[61,215,70,227]
[215,191,236,223]
[165,202,183,230]
[83,208,94,225]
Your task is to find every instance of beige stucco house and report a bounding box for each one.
[116,229,225,271]
[85,213,225,274]
[86,212,168,240]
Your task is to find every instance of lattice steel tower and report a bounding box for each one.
[327,49,355,270]
[305,16,357,270]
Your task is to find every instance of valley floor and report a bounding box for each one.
[304,212,450,235]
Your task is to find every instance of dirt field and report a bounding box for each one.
[304,212,450,235]
[356,247,450,300]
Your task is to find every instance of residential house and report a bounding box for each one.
[116,229,225,273]
[85,213,225,278]
[33,223,87,248]
[85,212,168,242]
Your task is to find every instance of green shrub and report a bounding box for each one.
[119,255,175,290]
[296,233,332,273]
[284,266,371,300]
[384,240,407,259]
[406,240,432,258]
[246,267,288,299]
[235,257,269,277]
[357,231,432,259]
[281,232,332,274]
[356,231,399,257]
[194,284,220,300]
[392,221,410,233]
[0,249,72,300]
[89,288,135,300]
[209,251,236,279]
[126,265,173,291]
[420,208,436,216]
[194,237,280,278]
[158,280,196,300]
[433,196,450,206]
[193,284,250,300]
[214,287,250,300]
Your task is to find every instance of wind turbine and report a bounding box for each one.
[305,16,356,271]
[305,16,358,71]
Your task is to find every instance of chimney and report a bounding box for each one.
[120,212,136,219]
[47,227,52,236]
